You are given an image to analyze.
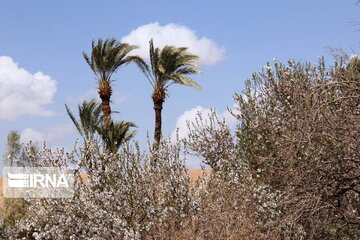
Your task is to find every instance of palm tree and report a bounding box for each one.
[83,38,146,127]
[96,120,136,153]
[65,99,102,142]
[141,39,201,150]
[65,100,136,154]
[66,100,102,169]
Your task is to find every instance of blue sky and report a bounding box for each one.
[0,0,359,168]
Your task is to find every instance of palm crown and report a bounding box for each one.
[83,38,146,126]
[144,39,201,99]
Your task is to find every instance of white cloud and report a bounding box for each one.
[0,56,57,121]
[171,106,208,141]
[170,106,237,142]
[121,22,225,66]
[20,128,45,144]
[20,124,73,146]
[45,124,74,143]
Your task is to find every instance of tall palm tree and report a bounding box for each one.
[141,39,201,150]
[83,38,146,127]
[65,99,102,142]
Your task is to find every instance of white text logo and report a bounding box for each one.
[3,167,74,198]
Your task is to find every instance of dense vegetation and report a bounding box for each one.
[1,41,360,239]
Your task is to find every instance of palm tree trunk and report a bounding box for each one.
[153,98,164,151]
[100,96,111,127]
[98,79,112,127]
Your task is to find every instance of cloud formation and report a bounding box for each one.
[121,22,225,66]
[0,56,57,121]
[20,124,73,146]
[170,106,237,142]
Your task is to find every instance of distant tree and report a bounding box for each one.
[83,38,146,127]
[4,130,21,166]
[141,39,201,150]
[2,131,31,233]
[4,130,36,167]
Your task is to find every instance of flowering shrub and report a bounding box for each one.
[2,58,359,239]
[4,139,194,239]
[235,58,360,239]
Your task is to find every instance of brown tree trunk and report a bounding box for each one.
[153,98,164,151]
[100,96,111,128]
[98,79,112,128]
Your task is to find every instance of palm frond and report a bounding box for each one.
[97,120,136,153]
[83,38,146,126]
[65,104,84,138]
[83,38,145,82]
[166,74,201,90]
[146,39,201,95]
[65,100,102,142]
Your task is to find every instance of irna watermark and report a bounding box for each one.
[3,167,74,198]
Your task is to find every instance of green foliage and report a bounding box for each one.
[97,120,136,153]
[83,38,145,82]
[65,100,136,153]
[65,99,102,142]
[143,39,201,97]
[4,130,37,167]
[4,130,21,166]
